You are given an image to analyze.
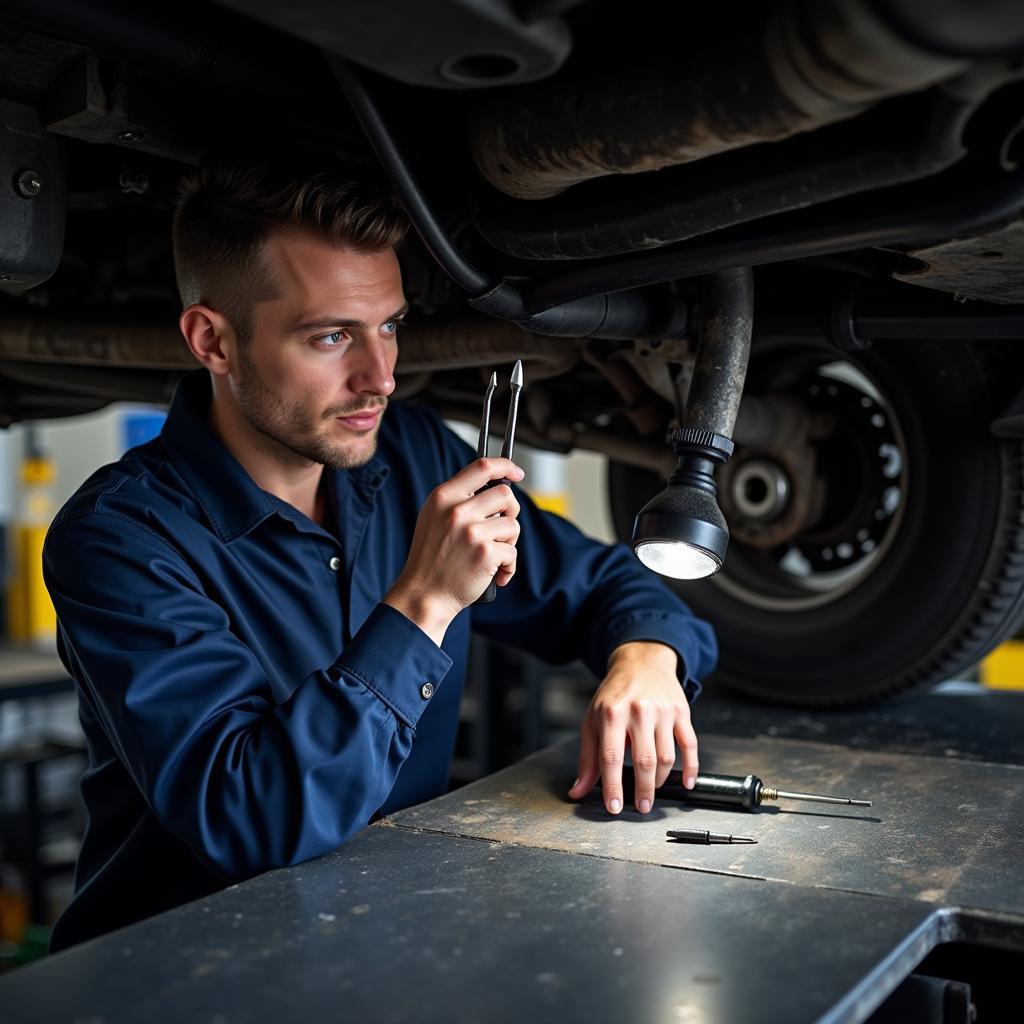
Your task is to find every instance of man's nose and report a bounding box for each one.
[350,339,396,397]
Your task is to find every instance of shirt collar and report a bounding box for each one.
[161,370,391,543]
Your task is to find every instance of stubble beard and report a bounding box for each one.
[235,344,385,470]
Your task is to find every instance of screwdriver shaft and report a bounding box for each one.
[477,372,496,458]
[765,788,872,807]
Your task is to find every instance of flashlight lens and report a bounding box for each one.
[635,540,721,580]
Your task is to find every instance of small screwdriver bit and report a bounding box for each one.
[666,829,756,845]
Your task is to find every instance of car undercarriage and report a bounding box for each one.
[3,0,1024,703]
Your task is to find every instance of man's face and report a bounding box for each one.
[231,230,406,470]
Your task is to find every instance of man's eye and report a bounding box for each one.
[382,319,401,335]
[317,331,345,347]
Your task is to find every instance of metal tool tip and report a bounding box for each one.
[489,371,497,388]
[511,359,523,387]
[735,837,757,844]
[851,799,872,807]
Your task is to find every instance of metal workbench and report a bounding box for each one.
[1,681,1022,1022]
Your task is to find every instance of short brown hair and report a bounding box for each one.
[172,154,408,342]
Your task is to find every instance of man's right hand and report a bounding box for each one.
[383,457,524,646]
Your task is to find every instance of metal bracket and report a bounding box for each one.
[0,100,65,295]
[45,54,203,163]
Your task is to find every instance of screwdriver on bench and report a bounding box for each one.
[620,767,872,811]
[475,360,524,605]
[666,828,757,844]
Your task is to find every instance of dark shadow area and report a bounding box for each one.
[694,681,1024,767]
[867,934,1023,1023]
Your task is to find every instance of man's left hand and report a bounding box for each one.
[567,641,698,815]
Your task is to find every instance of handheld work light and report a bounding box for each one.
[632,428,734,580]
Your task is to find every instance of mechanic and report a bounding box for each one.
[42,156,717,951]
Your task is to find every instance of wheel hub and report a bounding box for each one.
[713,357,908,611]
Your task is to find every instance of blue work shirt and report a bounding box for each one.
[43,370,716,951]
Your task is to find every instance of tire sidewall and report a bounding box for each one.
[610,338,1011,703]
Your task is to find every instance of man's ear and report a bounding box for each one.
[180,304,237,376]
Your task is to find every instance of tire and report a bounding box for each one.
[608,338,1024,705]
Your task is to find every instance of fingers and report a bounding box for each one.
[566,664,700,816]
[467,482,521,520]
[457,490,522,591]
[469,538,517,586]
[654,720,676,790]
[394,457,526,623]
[445,457,523,498]
[466,520,519,585]
[466,516,520,548]
[566,702,627,814]
[596,704,627,815]
[494,564,516,588]
[569,705,698,813]
[674,712,699,789]
[629,705,657,814]
[567,715,599,801]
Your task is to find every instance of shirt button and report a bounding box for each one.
[328,556,342,571]
[420,682,435,700]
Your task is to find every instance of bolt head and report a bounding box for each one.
[118,172,150,195]
[14,170,42,198]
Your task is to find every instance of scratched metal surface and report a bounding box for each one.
[387,733,1024,918]
[0,826,938,1024]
